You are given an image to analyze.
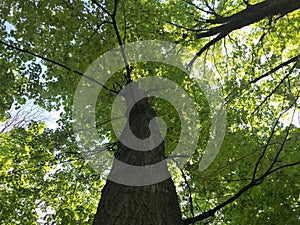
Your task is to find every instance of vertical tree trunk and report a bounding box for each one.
[93,84,184,225]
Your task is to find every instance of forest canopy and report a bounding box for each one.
[0,0,299,224]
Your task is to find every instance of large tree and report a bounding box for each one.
[0,0,299,224]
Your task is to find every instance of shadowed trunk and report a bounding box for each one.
[92,83,184,225]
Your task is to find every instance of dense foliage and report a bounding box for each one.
[0,0,299,224]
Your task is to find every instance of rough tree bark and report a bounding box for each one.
[92,83,184,225]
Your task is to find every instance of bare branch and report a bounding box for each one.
[0,103,44,133]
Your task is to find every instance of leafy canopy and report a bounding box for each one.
[0,0,299,224]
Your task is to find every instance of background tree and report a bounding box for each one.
[0,0,299,224]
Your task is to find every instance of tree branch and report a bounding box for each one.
[264,107,296,175]
[252,62,297,114]
[90,0,112,16]
[111,0,132,83]
[0,40,118,93]
[188,0,300,66]
[182,0,222,18]
[91,0,132,83]
[183,181,256,224]
[175,162,195,218]
[184,94,299,224]
[210,0,300,25]
[187,32,226,67]
[250,55,299,84]
[165,21,201,32]
[183,158,300,224]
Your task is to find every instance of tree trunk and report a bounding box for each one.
[93,83,184,225]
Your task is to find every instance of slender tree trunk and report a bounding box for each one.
[93,83,184,225]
